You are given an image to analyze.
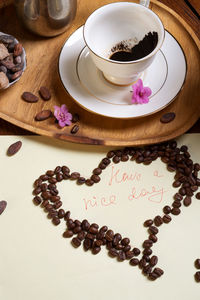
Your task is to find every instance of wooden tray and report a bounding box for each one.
[0,0,199,146]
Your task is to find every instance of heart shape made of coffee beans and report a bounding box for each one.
[32,140,200,281]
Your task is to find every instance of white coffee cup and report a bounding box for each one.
[83,1,165,85]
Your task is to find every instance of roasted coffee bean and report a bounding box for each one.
[173,180,181,187]
[45,204,53,212]
[105,230,114,241]
[143,248,153,256]
[123,245,131,252]
[63,230,73,238]
[139,258,147,268]
[121,237,130,246]
[125,250,134,260]
[153,267,164,277]
[196,192,200,200]
[41,200,49,208]
[132,248,141,256]
[73,226,82,234]
[94,240,103,247]
[149,234,157,243]
[33,196,42,205]
[121,154,129,162]
[195,272,200,282]
[163,205,171,214]
[64,211,70,220]
[150,256,158,266]
[77,177,86,184]
[0,200,7,215]
[116,244,124,250]
[56,173,63,182]
[52,217,60,226]
[113,233,122,246]
[40,183,47,191]
[7,140,22,156]
[50,195,60,203]
[48,177,57,184]
[109,248,118,257]
[144,219,153,227]
[72,113,80,123]
[89,225,98,234]
[195,259,200,269]
[143,264,152,275]
[81,219,90,231]
[154,215,163,227]
[11,62,24,73]
[41,191,51,200]
[22,92,38,103]
[83,238,92,251]
[91,174,101,183]
[107,150,115,158]
[179,187,186,196]
[172,200,182,208]
[54,166,61,174]
[39,86,51,100]
[53,201,62,209]
[106,241,113,250]
[171,207,181,215]
[113,156,121,164]
[77,231,86,241]
[174,193,183,201]
[100,225,108,233]
[86,233,95,240]
[162,214,172,223]
[102,158,111,165]
[85,179,94,186]
[143,240,153,248]
[148,272,159,281]
[92,246,101,255]
[117,250,126,261]
[148,226,159,235]
[183,196,192,206]
[160,112,176,123]
[93,168,102,175]
[58,209,65,218]
[71,237,81,248]
[71,125,79,134]
[130,258,139,266]
[70,172,80,180]
[33,187,42,195]
[35,110,52,121]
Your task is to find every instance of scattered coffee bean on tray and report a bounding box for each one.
[71,124,79,134]
[72,113,80,123]
[7,140,22,156]
[32,139,200,281]
[22,92,39,103]
[39,86,51,100]
[0,200,7,215]
[35,110,52,121]
[196,192,200,199]
[160,112,176,123]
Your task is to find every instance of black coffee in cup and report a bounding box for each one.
[110,31,158,62]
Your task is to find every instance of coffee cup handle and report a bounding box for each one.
[139,0,150,8]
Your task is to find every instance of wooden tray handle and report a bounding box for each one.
[0,0,13,9]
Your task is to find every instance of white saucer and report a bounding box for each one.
[59,26,186,119]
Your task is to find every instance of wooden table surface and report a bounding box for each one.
[0,0,199,136]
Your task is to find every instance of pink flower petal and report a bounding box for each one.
[144,87,152,97]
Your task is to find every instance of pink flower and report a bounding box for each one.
[131,79,152,104]
[54,104,72,128]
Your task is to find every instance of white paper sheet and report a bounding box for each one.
[0,134,200,300]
